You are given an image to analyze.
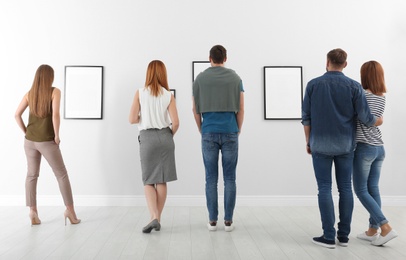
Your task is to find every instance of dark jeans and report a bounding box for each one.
[312,151,354,240]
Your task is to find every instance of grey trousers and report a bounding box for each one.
[24,139,74,207]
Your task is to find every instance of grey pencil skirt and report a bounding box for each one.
[139,127,177,185]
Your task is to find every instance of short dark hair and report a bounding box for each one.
[327,48,347,67]
[210,45,227,64]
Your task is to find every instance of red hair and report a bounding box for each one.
[144,60,169,97]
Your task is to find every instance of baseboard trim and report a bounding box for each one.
[1,195,406,207]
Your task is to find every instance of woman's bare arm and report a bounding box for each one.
[51,88,61,144]
[168,94,179,135]
[129,90,141,124]
[15,93,29,134]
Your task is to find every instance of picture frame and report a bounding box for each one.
[170,89,176,98]
[192,61,211,82]
[64,66,104,119]
[264,66,303,120]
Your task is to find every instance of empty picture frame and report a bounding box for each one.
[264,66,303,120]
[192,61,211,82]
[64,66,103,119]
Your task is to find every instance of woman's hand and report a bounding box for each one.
[54,136,61,145]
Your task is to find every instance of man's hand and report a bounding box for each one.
[306,144,311,154]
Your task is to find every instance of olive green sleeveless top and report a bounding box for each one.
[25,88,55,142]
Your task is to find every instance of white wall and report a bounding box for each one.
[1,0,405,206]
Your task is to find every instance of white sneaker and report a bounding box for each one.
[207,222,217,231]
[371,230,398,246]
[224,221,234,232]
[357,231,379,242]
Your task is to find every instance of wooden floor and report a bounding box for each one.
[0,206,405,260]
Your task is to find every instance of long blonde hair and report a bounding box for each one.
[28,64,54,118]
[144,60,169,97]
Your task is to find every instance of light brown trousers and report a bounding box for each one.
[24,139,74,206]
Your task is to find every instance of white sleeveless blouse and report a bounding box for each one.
[138,86,172,131]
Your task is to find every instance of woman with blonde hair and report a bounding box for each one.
[15,64,80,226]
[129,60,179,233]
[353,60,397,245]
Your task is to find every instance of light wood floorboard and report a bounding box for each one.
[0,206,405,260]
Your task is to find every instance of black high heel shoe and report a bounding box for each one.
[142,219,161,233]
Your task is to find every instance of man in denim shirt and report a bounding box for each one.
[302,48,383,248]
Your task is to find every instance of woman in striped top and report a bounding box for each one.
[353,61,397,246]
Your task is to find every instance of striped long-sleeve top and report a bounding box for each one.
[356,90,386,146]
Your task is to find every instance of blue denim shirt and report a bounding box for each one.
[302,71,376,155]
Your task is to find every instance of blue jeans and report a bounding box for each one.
[312,152,354,240]
[202,133,238,222]
[353,143,387,229]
